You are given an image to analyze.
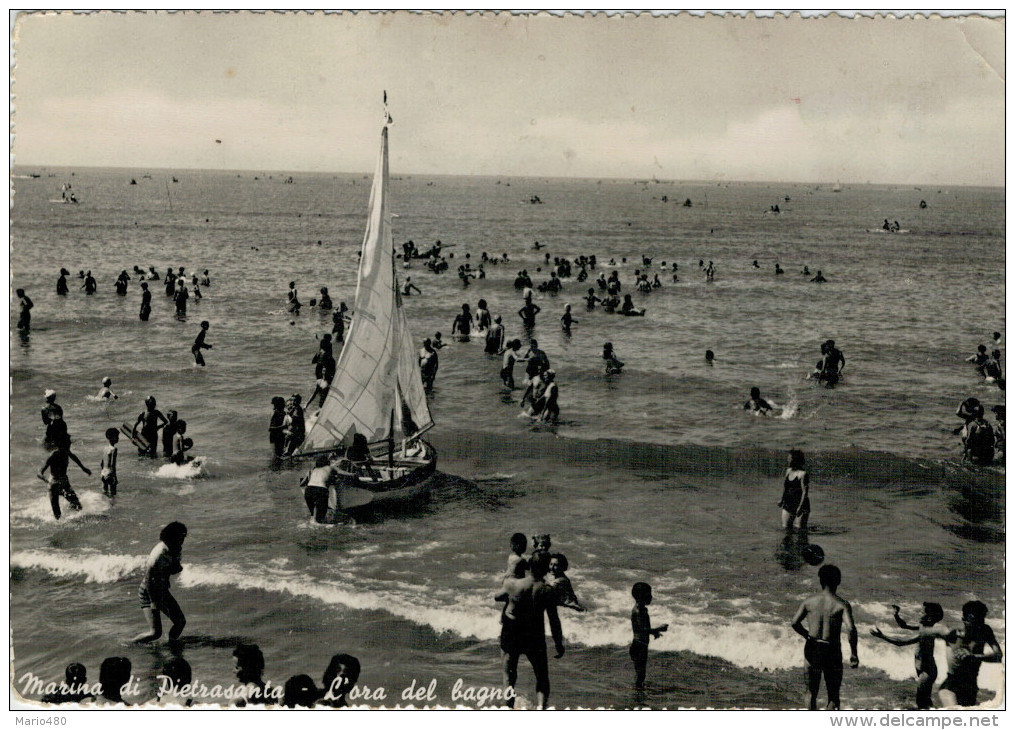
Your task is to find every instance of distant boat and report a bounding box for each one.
[297,111,436,512]
[832,181,842,193]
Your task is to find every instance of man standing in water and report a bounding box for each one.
[791,564,859,710]
[495,553,564,709]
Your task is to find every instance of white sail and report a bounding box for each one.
[299,123,434,453]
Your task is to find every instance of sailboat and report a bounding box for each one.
[296,105,436,511]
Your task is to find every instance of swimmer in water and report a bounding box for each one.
[192,321,213,366]
[603,342,624,374]
[402,278,420,297]
[452,303,473,339]
[560,305,577,335]
[744,386,773,414]
[97,377,118,400]
[39,435,90,519]
[705,350,715,366]
[620,294,645,317]
[501,339,524,389]
[810,270,827,283]
[171,421,192,465]
[139,282,152,321]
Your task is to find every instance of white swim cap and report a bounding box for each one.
[44,389,56,398]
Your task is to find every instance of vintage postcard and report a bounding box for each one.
[9,10,1004,718]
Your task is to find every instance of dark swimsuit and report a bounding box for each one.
[780,473,809,514]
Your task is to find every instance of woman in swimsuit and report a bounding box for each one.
[779,449,810,530]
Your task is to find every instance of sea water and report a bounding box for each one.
[10,168,1004,708]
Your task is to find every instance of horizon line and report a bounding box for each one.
[10,163,1002,190]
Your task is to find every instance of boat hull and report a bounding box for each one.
[333,440,436,510]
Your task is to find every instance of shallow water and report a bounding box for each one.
[10,168,1004,708]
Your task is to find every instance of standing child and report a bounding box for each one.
[870,603,951,709]
[171,421,192,465]
[630,582,668,689]
[100,428,119,497]
[268,397,287,457]
[39,436,91,519]
[192,321,213,366]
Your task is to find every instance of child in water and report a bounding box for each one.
[171,421,193,466]
[630,582,668,689]
[603,342,625,374]
[870,603,951,710]
[97,377,118,400]
[100,428,119,497]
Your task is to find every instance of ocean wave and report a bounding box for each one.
[10,548,1003,692]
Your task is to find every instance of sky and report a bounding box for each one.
[10,11,1006,185]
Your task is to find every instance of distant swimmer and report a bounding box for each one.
[961,404,995,465]
[982,350,1004,388]
[965,345,989,370]
[629,581,668,689]
[401,278,420,297]
[620,294,645,317]
[992,331,1002,345]
[775,263,784,275]
[452,303,473,340]
[603,342,624,374]
[115,271,129,296]
[97,377,118,401]
[802,266,811,276]
[791,564,859,710]
[174,282,189,317]
[201,270,211,287]
[752,260,760,269]
[744,386,773,414]
[131,280,150,322]
[82,271,97,294]
[56,268,70,295]
[432,331,447,350]
[778,449,810,530]
[705,261,715,282]
[820,340,846,386]
[485,315,505,355]
[332,302,349,342]
[501,339,523,389]
[705,349,715,366]
[16,289,34,332]
[39,435,90,519]
[192,321,213,366]
[810,271,827,283]
[287,282,301,315]
[584,288,601,310]
[560,304,577,335]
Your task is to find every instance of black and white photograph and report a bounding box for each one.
[9,10,1004,714]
